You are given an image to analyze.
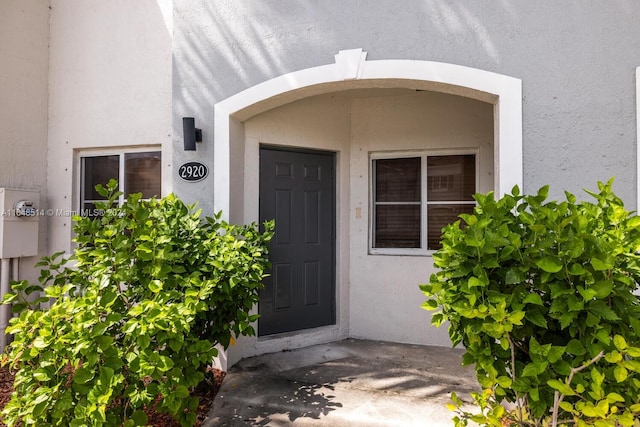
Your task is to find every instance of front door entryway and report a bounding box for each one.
[258,147,336,336]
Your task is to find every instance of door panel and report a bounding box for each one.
[259,147,335,336]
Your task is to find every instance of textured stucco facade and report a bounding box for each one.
[0,0,51,282]
[169,1,640,364]
[46,0,173,254]
[1,1,639,363]
[172,1,640,208]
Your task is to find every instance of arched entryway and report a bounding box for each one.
[213,49,522,366]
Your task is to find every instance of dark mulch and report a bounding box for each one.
[0,367,12,418]
[0,365,225,427]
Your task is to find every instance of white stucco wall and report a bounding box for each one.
[173,1,639,361]
[174,0,640,207]
[349,91,494,346]
[3,0,637,365]
[46,0,173,254]
[7,0,632,361]
[0,0,50,281]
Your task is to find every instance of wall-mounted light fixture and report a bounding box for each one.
[183,117,202,151]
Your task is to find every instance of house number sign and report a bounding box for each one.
[178,161,209,182]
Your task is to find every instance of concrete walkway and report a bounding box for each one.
[204,339,479,426]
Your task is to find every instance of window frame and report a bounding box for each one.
[369,149,478,256]
[77,146,162,214]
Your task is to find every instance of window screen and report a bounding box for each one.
[426,155,475,250]
[373,157,421,248]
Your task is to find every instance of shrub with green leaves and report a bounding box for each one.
[421,179,640,427]
[1,180,273,426]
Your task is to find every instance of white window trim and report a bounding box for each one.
[369,148,478,256]
[76,146,162,212]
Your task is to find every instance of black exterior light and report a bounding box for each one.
[183,117,202,151]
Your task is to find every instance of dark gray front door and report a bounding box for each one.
[259,147,336,336]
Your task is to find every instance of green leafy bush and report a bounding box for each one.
[421,179,640,427]
[1,180,273,426]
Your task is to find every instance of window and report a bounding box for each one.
[79,149,161,216]
[370,152,476,254]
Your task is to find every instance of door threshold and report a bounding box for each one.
[257,324,339,342]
